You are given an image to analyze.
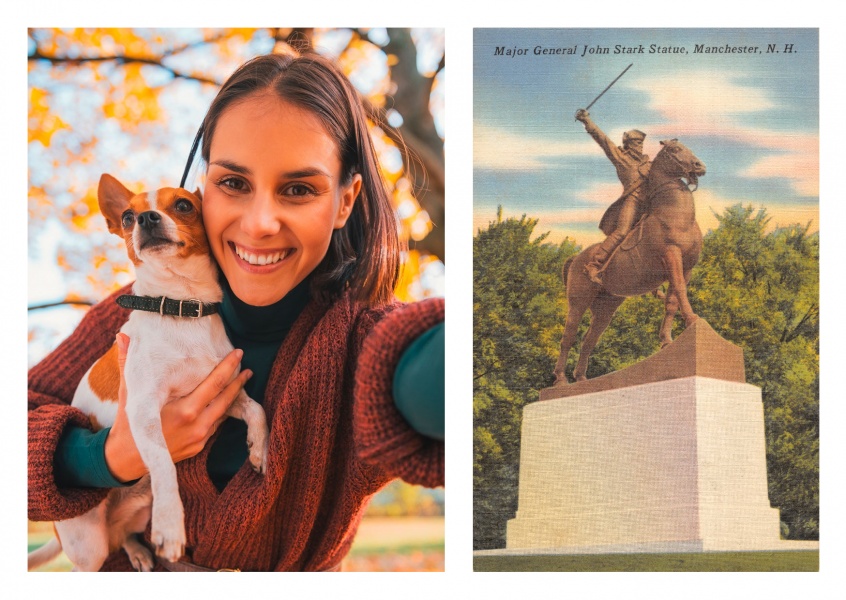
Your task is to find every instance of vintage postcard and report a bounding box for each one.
[473,28,818,571]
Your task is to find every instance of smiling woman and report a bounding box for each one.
[203,95,360,307]
[28,49,445,573]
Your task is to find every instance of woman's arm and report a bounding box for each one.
[28,286,131,521]
[392,322,444,440]
[352,297,445,488]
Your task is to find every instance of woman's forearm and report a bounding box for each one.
[392,322,445,440]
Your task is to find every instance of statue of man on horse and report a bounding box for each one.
[553,89,707,386]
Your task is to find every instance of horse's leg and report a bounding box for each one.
[573,294,624,381]
[659,282,679,347]
[553,297,590,385]
[662,245,699,327]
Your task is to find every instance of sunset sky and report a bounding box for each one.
[474,28,819,245]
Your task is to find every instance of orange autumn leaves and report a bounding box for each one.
[29,88,69,146]
[29,28,443,311]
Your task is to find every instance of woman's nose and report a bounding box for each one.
[240,191,282,238]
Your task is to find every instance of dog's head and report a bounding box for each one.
[98,174,209,267]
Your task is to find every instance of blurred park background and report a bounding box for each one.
[28,27,445,571]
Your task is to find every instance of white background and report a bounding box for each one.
[6,1,844,597]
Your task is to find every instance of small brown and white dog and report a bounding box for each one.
[28,174,268,572]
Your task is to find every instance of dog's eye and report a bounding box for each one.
[175,199,193,213]
[121,211,135,228]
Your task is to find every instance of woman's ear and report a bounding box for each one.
[334,173,362,229]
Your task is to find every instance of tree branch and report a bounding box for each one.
[29,299,95,311]
[28,50,222,86]
[782,304,819,344]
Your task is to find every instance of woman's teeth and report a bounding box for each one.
[234,245,290,266]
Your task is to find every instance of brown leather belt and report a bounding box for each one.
[158,558,239,572]
[158,558,341,572]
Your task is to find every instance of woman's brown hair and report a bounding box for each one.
[199,52,401,306]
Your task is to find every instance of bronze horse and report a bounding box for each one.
[552,139,707,385]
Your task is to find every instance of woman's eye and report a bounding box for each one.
[285,183,315,197]
[175,199,193,212]
[121,211,135,228]
[219,177,247,192]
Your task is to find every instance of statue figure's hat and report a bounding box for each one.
[623,129,646,144]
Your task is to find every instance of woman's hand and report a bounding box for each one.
[103,333,252,483]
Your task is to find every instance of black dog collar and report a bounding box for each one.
[116,294,220,318]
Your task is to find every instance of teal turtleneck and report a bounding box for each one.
[205,277,310,491]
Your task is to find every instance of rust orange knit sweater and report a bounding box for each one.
[28,286,444,571]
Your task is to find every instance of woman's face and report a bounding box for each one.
[203,94,360,306]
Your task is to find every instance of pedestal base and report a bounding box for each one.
[506,376,795,553]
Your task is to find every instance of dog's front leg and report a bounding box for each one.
[123,377,185,562]
[226,391,269,474]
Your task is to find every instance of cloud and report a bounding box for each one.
[575,182,627,207]
[473,123,596,170]
[473,205,606,246]
[737,135,819,197]
[627,71,818,198]
[628,70,776,133]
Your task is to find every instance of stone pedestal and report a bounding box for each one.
[507,376,785,552]
[505,321,816,553]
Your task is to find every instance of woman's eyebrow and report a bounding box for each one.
[284,167,333,179]
[209,162,332,180]
[210,159,251,175]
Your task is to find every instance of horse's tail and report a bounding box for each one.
[28,536,62,571]
[562,256,574,288]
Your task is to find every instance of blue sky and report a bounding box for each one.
[474,28,819,245]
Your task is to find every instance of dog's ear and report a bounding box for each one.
[98,174,134,236]
[193,187,203,201]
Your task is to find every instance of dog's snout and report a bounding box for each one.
[137,211,162,229]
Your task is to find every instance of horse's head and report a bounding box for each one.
[653,139,706,190]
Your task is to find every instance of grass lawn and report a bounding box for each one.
[473,550,818,572]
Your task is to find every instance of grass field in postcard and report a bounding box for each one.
[473,550,818,572]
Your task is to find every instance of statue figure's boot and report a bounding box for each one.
[585,232,624,284]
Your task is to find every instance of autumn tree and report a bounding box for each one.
[28,27,444,363]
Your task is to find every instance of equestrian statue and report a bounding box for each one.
[552,110,706,385]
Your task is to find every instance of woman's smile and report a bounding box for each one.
[230,242,296,270]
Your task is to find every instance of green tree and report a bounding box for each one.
[473,208,577,549]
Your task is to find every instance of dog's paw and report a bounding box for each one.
[247,427,269,475]
[249,442,268,475]
[125,542,154,572]
[152,529,185,562]
[151,509,186,562]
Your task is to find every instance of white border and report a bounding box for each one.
[7,2,845,597]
